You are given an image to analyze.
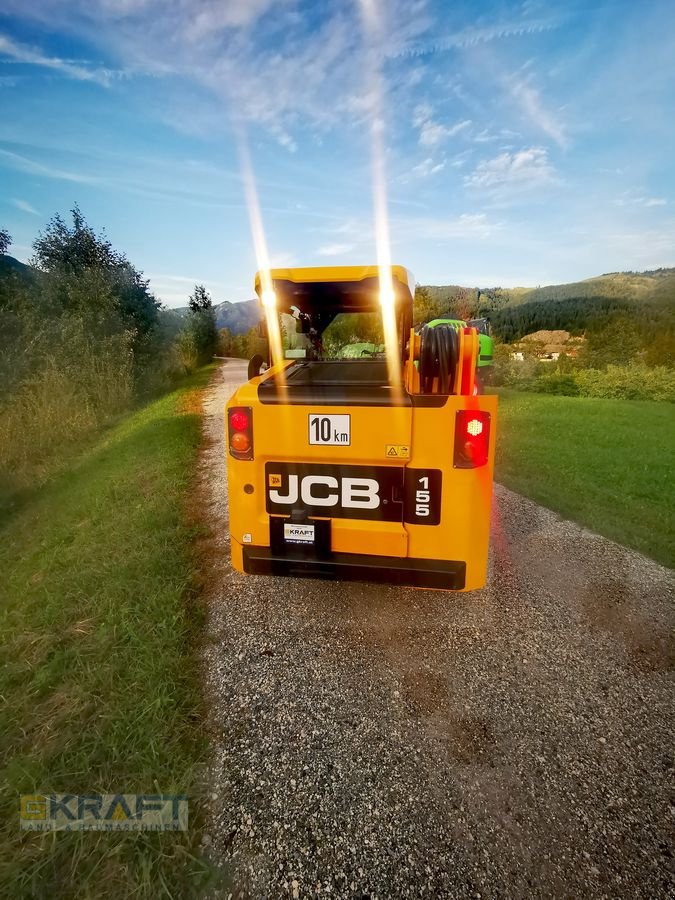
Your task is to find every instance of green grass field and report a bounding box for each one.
[494,389,675,568]
[0,367,219,898]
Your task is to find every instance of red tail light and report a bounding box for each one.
[454,410,490,468]
[228,406,253,460]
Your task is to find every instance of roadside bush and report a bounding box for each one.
[504,362,675,402]
[574,363,675,402]
[176,329,200,374]
[529,372,581,396]
[0,321,134,472]
[0,209,196,487]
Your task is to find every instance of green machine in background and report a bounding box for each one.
[423,317,494,390]
[425,317,494,368]
[334,317,494,388]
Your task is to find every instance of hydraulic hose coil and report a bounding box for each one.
[418,324,459,394]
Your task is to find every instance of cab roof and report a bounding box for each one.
[254,265,415,311]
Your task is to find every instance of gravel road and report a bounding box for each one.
[198,360,674,899]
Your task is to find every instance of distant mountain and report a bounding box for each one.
[0,254,34,281]
[164,298,261,335]
[213,299,260,334]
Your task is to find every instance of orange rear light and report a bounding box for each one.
[230,432,251,453]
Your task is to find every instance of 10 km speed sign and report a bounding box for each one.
[308,414,351,446]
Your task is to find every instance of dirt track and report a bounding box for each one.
[198,360,674,899]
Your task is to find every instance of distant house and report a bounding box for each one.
[512,330,585,361]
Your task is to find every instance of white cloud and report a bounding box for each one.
[465,147,557,192]
[419,118,471,146]
[394,213,500,242]
[393,15,561,58]
[411,157,445,177]
[11,198,41,215]
[506,74,567,148]
[615,192,668,208]
[274,131,298,153]
[0,2,567,159]
[0,148,103,185]
[317,243,355,257]
[268,251,296,268]
[474,127,521,143]
[413,104,471,147]
[0,33,117,85]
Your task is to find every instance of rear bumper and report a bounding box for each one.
[242,546,466,590]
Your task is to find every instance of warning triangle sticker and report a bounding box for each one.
[387,446,398,457]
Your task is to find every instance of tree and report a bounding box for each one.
[579,316,642,368]
[180,283,217,365]
[31,206,160,339]
[0,229,11,255]
[218,327,234,357]
[413,286,439,324]
[188,283,212,312]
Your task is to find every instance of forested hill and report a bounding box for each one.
[505,268,675,307]
[417,267,675,344]
[421,267,675,314]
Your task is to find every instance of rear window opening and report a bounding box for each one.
[281,310,386,361]
[283,359,390,385]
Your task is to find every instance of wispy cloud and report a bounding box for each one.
[474,127,521,143]
[414,103,471,147]
[0,147,102,184]
[11,197,40,215]
[465,147,557,193]
[269,251,296,268]
[394,16,562,58]
[0,33,118,86]
[615,192,667,208]
[411,157,445,178]
[0,145,250,208]
[420,118,471,147]
[393,212,501,242]
[506,74,567,148]
[316,242,354,257]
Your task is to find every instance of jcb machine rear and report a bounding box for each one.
[226,266,497,592]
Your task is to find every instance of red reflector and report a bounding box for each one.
[454,410,490,468]
[230,409,250,432]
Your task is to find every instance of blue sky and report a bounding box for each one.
[1,0,674,307]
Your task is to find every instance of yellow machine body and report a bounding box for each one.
[226,266,497,592]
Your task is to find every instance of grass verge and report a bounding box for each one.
[0,365,219,898]
[494,389,675,568]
